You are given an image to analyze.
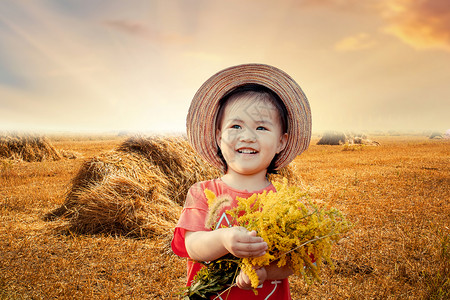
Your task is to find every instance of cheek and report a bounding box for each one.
[221,130,238,145]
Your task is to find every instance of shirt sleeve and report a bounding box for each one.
[171,182,210,257]
[171,227,188,257]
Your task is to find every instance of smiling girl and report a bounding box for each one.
[171,64,311,299]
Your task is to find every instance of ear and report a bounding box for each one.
[215,129,222,148]
[276,133,288,154]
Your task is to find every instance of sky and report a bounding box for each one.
[0,0,449,134]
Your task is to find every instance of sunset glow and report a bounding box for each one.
[0,0,449,133]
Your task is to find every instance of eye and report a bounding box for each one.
[256,126,268,131]
[231,124,241,129]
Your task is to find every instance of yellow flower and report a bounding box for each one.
[227,178,350,288]
[203,178,350,289]
[204,188,217,207]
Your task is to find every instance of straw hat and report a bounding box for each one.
[186,63,311,171]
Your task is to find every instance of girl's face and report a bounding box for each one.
[216,94,288,178]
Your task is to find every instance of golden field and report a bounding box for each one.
[1,134,449,299]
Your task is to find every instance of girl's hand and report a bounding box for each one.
[221,227,267,258]
[185,227,267,262]
[236,267,267,289]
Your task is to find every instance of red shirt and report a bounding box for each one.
[171,179,291,299]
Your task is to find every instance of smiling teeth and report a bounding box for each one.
[238,149,257,154]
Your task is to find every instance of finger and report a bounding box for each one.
[235,249,267,258]
[236,227,259,236]
[248,230,257,237]
[235,242,267,255]
[237,271,252,289]
[229,239,267,258]
[236,273,249,289]
[243,274,251,286]
[237,234,265,244]
[241,240,268,251]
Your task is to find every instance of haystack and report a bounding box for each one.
[317,131,347,145]
[0,134,62,162]
[317,131,379,146]
[45,136,299,239]
[348,135,380,146]
[429,131,443,139]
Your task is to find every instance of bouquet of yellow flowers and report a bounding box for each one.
[181,179,350,298]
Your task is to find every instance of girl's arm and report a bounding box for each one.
[185,227,268,262]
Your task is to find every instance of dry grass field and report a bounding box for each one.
[1,134,449,299]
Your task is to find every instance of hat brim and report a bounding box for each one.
[187,63,311,171]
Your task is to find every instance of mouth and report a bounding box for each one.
[237,148,258,154]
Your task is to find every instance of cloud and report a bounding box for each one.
[104,20,189,44]
[380,0,450,51]
[299,0,372,10]
[297,0,450,51]
[335,33,377,51]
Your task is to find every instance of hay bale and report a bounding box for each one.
[349,136,380,146]
[117,136,222,206]
[317,131,347,145]
[0,134,62,162]
[429,132,443,139]
[67,175,180,238]
[46,150,170,221]
[45,136,299,239]
[59,149,80,159]
[317,131,379,146]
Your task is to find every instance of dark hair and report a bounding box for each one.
[215,84,288,174]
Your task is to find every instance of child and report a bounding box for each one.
[171,64,311,299]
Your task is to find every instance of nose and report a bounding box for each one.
[239,126,256,142]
